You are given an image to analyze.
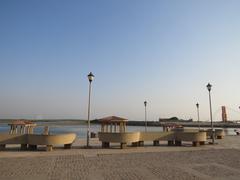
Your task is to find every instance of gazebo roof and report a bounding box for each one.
[98,116,128,123]
[8,120,35,125]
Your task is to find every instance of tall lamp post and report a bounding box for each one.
[144,101,147,132]
[196,103,200,130]
[206,83,214,144]
[86,72,94,147]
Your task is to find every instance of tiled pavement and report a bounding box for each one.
[0,149,240,180]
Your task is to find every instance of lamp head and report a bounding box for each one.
[196,103,199,108]
[206,83,212,91]
[144,101,147,106]
[88,72,94,82]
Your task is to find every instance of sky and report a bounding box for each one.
[0,0,240,121]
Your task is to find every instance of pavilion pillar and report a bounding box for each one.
[14,126,17,134]
[20,126,24,134]
[104,124,106,132]
[114,123,117,132]
[102,124,104,132]
[9,125,13,134]
[110,123,113,132]
[120,122,122,133]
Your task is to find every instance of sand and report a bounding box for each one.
[0,136,240,180]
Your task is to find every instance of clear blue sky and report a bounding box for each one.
[1,0,240,121]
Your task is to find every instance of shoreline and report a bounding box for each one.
[1,119,240,128]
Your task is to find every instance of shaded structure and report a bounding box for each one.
[8,120,36,134]
[99,116,127,133]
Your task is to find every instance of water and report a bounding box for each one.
[0,124,238,138]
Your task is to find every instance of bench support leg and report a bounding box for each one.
[64,144,72,149]
[102,142,110,148]
[153,140,160,146]
[138,141,144,146]
[21,144,28,150]
[132,142,139,147]
[0,144,6,150]
[200,141,205,145]
[175,140,182,146]
[28,145,37,150]
[192,141,200,147]
[168,140,174,146]
[46,145,53,151]
[120,143,127,149]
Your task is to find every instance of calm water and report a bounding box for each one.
[0,124,238,138]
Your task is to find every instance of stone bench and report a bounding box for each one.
[203,129,225,139]
[0,133,76,151]
[174,131,207,146]
[98,131,207,149]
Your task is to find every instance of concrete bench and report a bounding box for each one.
[203,129,225,139]
[174,131,207,146]
[215,129,225,139]
[0,134,28,150]
[99,132,140,149]
[0,133,76,151]
[98,131,207,149]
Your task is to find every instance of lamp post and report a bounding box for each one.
[196,103,200,130]
[144,101,147,132]
[86,72,94,147]
[206,83,214,144]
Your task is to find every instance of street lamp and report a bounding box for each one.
[144,101,147,132]
[86,72,94,147]
[196,103,200,130]
[206,83,214,144]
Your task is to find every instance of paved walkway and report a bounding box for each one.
[0,136,240,180]
[0,149,240,180]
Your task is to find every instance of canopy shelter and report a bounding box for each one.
[99,116,128,133]
[8,120,36,134]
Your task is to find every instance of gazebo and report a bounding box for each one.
[8,120,36,134]
[99,116,127,133]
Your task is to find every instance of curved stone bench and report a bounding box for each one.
[173,128,225,140]
[174,131,207,146]
[203,129,225,139]
[0,133,76,151]
[98,131,206,148]
[215,129,225,139]
[27,133,77,151]
[0,133,27,150]
[98,132,140,148]
[139,132,175,146]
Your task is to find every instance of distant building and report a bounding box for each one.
[222,106,227,122]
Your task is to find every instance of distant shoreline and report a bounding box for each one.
[0,119,240,128]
